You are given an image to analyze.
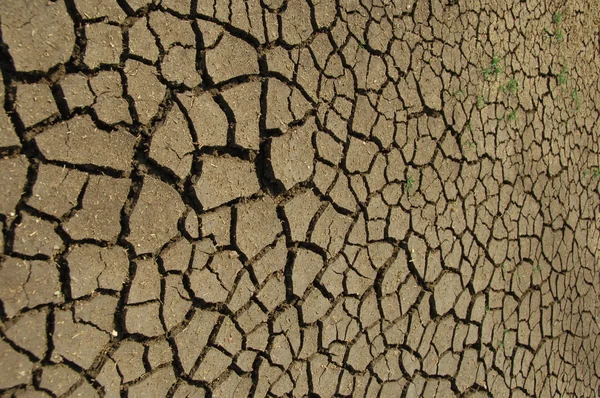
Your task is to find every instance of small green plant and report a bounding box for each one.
[552,10,564,25]
[534,264,541,272]
[557,66,568,85]
[476,96,486,110]
[501,78,519,95]
[483,56,502,80]
[506,109,518,121]
[592,167,600,178]
[464,140,475,150]
[554,28,565,43]
[405,176,415,195]
[452,89,465,98]
[571,89,582,110]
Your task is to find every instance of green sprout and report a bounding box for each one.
[557,66,568,85]
[592,167,600,178]
[552,11,564,25]
[571,89,581,110]
[405,176,415,195]
[506,109,518,121]
[476,96,486,110]
[534,264,541,272]
[501,78,519,95]
[483,56,502,80]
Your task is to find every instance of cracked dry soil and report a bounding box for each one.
[0,0,599,397]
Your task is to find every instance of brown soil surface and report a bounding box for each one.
[1,0,600,396]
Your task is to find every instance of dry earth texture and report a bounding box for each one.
[0,0,599,397]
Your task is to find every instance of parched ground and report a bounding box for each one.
[0,0,599,396]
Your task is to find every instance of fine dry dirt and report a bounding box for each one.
[0,0,600,397]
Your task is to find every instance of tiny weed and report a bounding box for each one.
[501,78,519,95]
[464,140,475,150]
[476,96,486,110]
[557,66,568,85]
[405,177,415,195]
[483,56,502,80]
[506,109,518,121]
[552,11,564,25]
[554,28,565,43]
[592,167,600,178]
[452,89,465,98]
[571,89,581,110]
[534,264,541,272]
[466,121,472,131]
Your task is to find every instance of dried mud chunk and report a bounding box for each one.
[419,65,443,111]
[270,119,315,190]
[265,79,311,131]
[84,22,122,68]
[345,136,378,173]
[129,18,159,62]
[434,272,462,316]
[195,155,260,210]
[215,316,242,355]
[162,46,202,87]
[128,258,161,304]
[60,74,94,111]
[205,32,259,83]
[125,302,163,337]
[36,115,135,170]
[39,364,80,396]
[178,92,228,148]
[200,207,232,246]
[0,155,29,216]
[252,236,287,284]
[160,238,192,272]
[96,358,120,398]
[5,309,47,359]
[311,204,352,258]
[127,175,185,254]
[236,197,282,259]
[221,82,261,150]
[66,244,129,298]
[74,293,119,332]
[147,338,172,369]
[310,354,341,397]
[90,72,133,124]
[125,61,166,124]
[52,309,109,369]
[283,190,321,242]
[150,104,194,179]
[0,0,75,72]
[257,274,286,312]
[63,175,129,242]
[112,340,145,383]
[128,366,176,398]
[148,11,195,48]
[15,83,58,127]
[302,288,329,323]
[74,0,127,22]
[174,309,220,374]
[163,274,191,330]
[193,347,232,382]
[0,339,33,389]
[0,258,61,317]
[280,0,312,45]
[352,94,377,136]
[292,248,324,297]
[13,214,62,256]
[29,165,86,218]
[213,373,252,398]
